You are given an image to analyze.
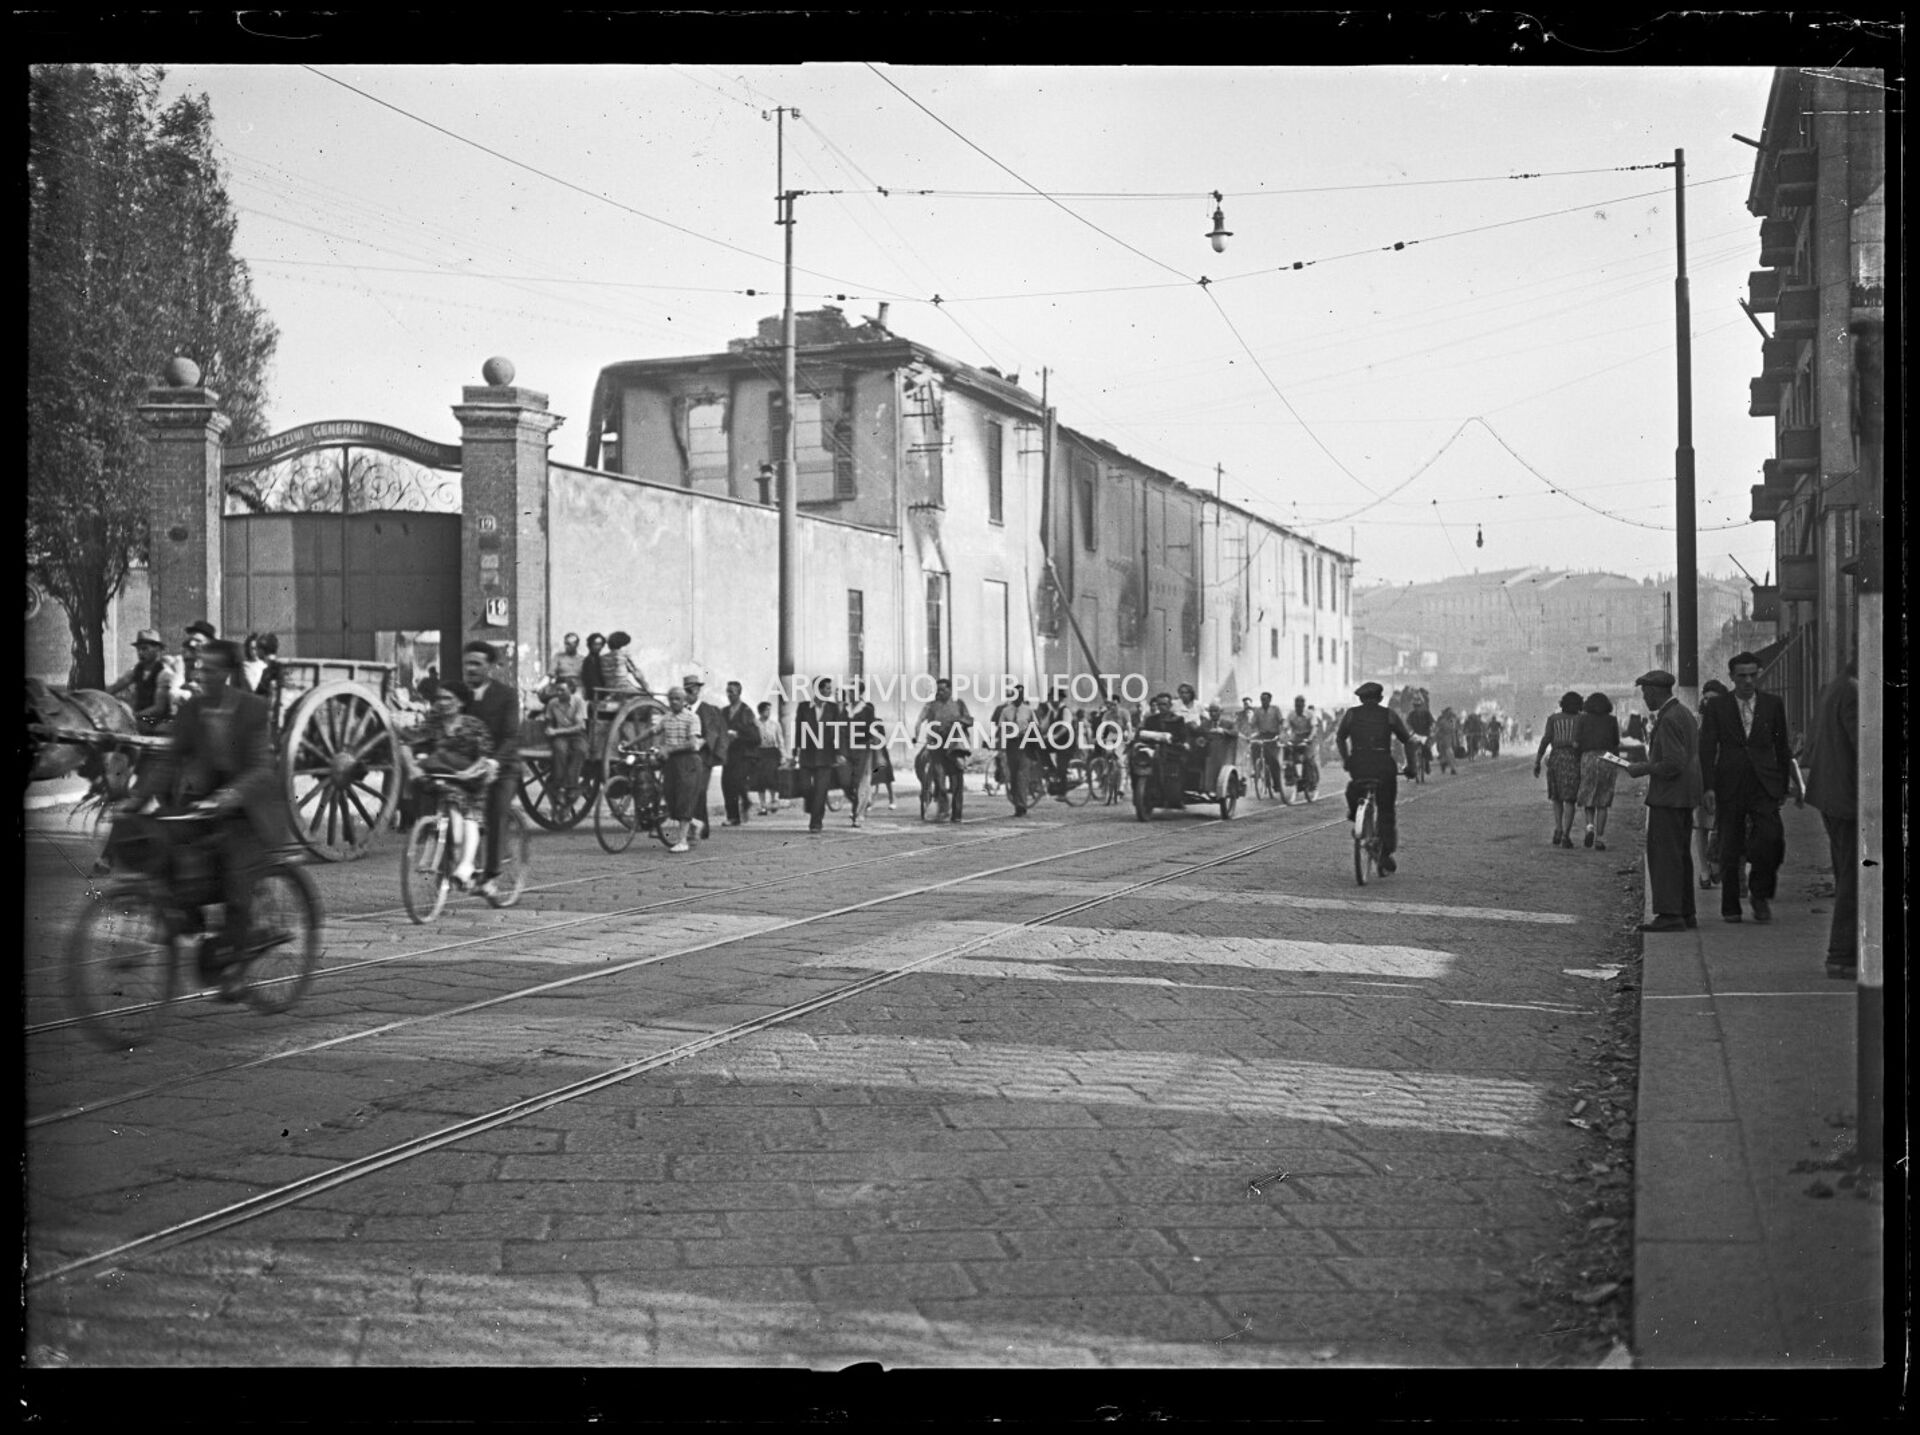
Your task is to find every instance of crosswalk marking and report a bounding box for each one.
[959,878,1579,924]
[803,920,1458,981]
[685,1030,1544,1137]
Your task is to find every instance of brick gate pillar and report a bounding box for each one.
[453,356,564,698]
[137,357,231,644]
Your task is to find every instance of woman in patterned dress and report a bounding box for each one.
[1573,691,1622,850]
[1532,690,1586,847]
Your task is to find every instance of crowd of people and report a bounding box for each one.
[1561,653,1856,982]
[96,621,1860,983]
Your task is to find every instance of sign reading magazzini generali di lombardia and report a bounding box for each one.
[224,420,461,471]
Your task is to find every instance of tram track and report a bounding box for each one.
[28,795,1371,1126]
[24,820,1074,1042]
[26,804,1363,1287]
[22,776,1466,1137]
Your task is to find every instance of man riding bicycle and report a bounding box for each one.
[915,677,974,823]
[1247,692,1285,792]
[1335,681,1416,873]
[123,637,285,999]
[455,641,520,900]
[1286,695,1321,794]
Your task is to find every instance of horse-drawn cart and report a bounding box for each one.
[29,657,407,863]
[267,658,407,861]
[515,687,663,832]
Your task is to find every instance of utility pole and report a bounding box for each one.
[772,106,801,744]
[1673,148,1699,707]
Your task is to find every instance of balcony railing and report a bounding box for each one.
[1748,270,1781,313]
[1774,149,1817,210]
[1775,285,1819,340]
[1760,336,1802,381]
[1749,378,1782,418]
[1758,217,1798,269]
[1751,484,1784,522]
[1776,426,1820,469]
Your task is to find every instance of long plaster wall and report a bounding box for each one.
[548,462,917,736]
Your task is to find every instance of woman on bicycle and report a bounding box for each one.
[400,679,497,888]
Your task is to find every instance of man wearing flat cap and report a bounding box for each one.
[1625,669,1704,933]
[684,674,726,840]
[1335,682,1416,873]
[108,628,185,732]
[179,619,218,704]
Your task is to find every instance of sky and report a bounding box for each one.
[153,62,1785,591]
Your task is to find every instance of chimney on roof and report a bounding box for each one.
[874,302,890,331]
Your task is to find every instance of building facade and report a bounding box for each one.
[584,307,1354,721]
[1743,65,1887,732]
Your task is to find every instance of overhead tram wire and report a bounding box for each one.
[860,63,1194,287]
[899,161,1680,200]
[911,172,1751,307]
[298,64,920,307]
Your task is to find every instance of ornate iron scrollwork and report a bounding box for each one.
[225,445,459,516]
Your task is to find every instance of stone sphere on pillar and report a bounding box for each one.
[482,356,516,387]
[163,356,202,388]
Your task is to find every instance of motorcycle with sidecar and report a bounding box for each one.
[1128,726,1244,821]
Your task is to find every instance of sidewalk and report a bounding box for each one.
[1631,797,1883,1367]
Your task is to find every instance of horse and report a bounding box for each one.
[25,678,142,803]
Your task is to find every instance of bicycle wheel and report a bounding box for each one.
[1250,756,1271,801]
[1061,757,1093,806]
[1300,764,1319,804]
[1093,754,1122,805]
[241,862,324,1014]
[596,774,638,853]
[1354,803,1379,886]
[402,815,451,924]
[487,810,532,907]
[66,888,175,1049]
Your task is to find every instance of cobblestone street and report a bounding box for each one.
[25,756,1644,1368]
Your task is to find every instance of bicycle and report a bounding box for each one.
[66,807,323,1048]
[1281,739,1320,805]
[1248,737,1280,801]
[403,773,532,922]
[1088,746,1124,805]
[1351,779,1383,886]
[595,742,675,854]
[1409,737,1431,785]
[916,748,958,821]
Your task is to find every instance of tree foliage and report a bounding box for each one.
[28,63,278,688]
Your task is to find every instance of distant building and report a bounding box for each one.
[1352,567,1754,715]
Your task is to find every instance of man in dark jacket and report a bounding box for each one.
[1805,661,1858,974]
[685,675,726,840]
[455,641,519,900]
[794,676,846,835]
[1698,650,1802,923]
[1626,668,1704,933]
[1335,682,1416,872]
[719,680,761,826]
[129,637,285,998]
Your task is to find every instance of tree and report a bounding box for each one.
[28,64,277,689]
